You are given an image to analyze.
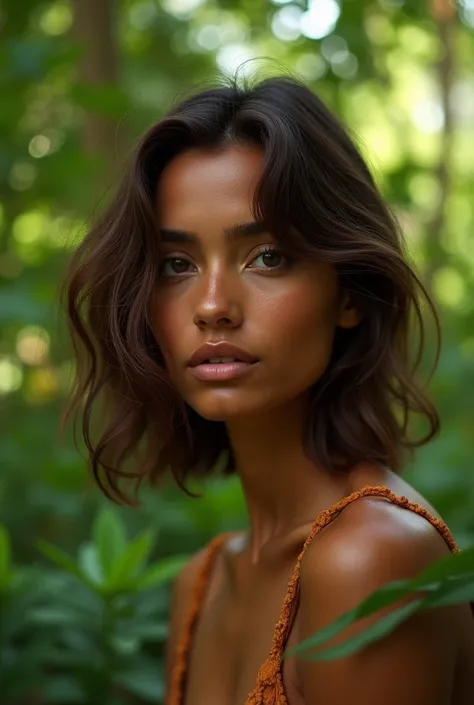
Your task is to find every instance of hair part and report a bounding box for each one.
[62,73,440,506]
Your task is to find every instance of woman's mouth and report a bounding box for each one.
[189,358,259,381]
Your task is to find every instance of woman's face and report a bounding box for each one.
[151,142,357,422]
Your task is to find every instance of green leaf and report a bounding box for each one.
[42,675,86,703]
[299,572,474,663]
[423,573,474,609]
[37,541,87,583]
[113,669,164,700]
[78,543,104,586]
[135,555,188,590]
[93,506,127,578]
[117,619,169,642]
[284,578,434,659]
[298,598,426,662]
[285,548,474,660]
[286,550,474,662]
[411,546,474,586]
[110,634,141,655]
[0,524,11,578]
[30,606,85,627]
[107,530,156,588]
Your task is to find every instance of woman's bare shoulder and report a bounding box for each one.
[303,488,452,582]
[295,494,463,704]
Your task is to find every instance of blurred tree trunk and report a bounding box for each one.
[72,0,119,178]
[424,0,457,289]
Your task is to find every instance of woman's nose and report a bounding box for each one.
[192,272,243,329]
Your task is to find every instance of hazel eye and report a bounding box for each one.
[249,247,288,270]
[160,257,193,277]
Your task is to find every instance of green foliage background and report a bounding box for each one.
[0,0,473,702]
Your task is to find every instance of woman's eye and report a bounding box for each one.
[159,247,288,278]
[160,257,193,277]
[249,247,288,270]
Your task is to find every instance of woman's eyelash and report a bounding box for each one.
[159,245,290,277]
[250,245,289,268]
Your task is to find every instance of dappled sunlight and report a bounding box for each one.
[36,0,73,36]
[300,0,340,40]
[432,266,468,310]
[16,325,50,366]
[0,357,23,395]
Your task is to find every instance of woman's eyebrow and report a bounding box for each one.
[159,221,268,245]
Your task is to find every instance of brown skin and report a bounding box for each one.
[152,144,474,704]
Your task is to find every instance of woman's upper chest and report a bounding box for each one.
[182,535,307,705]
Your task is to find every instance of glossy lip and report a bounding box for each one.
[187,341,259,367]
[189,360,258,382]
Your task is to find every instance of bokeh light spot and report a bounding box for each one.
[432,267,466,309]
[162,0,206,18]
[0,358,23,395]
[29,135,52,159]
[301,0,340,40]
[295,53,327,82]
[272,6,303,42]
[8,162,37,191]
[16,326,50,366]
[129,1,157,29]
[38,1,73,36]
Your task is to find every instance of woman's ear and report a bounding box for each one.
[337,292,362,329]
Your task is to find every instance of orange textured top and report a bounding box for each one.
[167,484,472,705]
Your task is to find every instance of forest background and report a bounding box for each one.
[0,0,473,703]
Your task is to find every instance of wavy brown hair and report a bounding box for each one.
[63,75,440,505]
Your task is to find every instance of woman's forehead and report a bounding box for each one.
[157,144,264,205]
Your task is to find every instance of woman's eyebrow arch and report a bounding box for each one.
[159,221,268,244]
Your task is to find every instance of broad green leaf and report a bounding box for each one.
[284,605,358,659]
[135,555,188,590]
[300,573,474,662]
[423,573,474,609]
[284,578,437,658]
[37,541,88,584]
[285,549,474,659]
[107,530,156,588]
[77,543,104,586]
[0,524,11,578]
[298,598,426,662]
[411,546,474,586]
[93,506,127,578]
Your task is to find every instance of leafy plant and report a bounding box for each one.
[1,508,188,704]
[0,525,53,700]
[285,547,474,662]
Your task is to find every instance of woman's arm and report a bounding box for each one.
[296,498,463,704]
[164,548,207,696]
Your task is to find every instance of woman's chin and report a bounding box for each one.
[188,396,261,422]
[193,407,249,422]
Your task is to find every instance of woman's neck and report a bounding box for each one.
[226,398,353,563]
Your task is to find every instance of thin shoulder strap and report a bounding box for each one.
[265,484,460,672]
[167,532,232,705]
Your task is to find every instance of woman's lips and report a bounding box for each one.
[189,360,259,381]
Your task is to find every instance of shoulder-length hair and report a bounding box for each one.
[63,75,440,505]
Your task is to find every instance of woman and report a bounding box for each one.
[64,76,474,704]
